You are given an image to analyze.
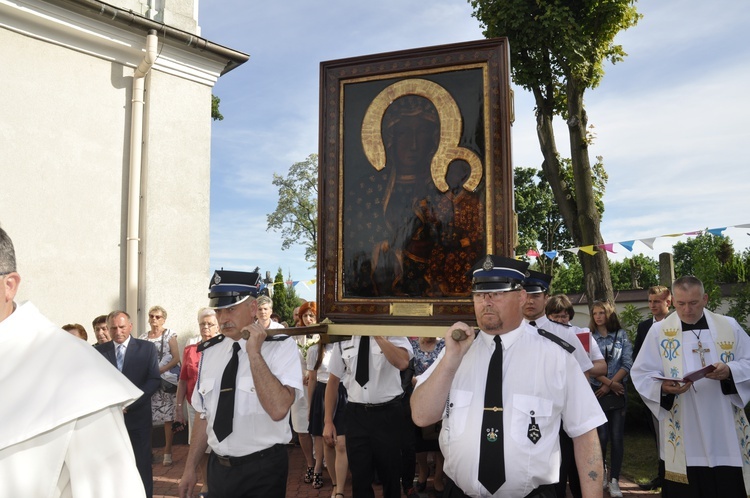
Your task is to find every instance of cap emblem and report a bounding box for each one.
[213,273,221,285]
[482,255,494,271]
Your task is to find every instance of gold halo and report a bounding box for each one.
[360,78,482,192]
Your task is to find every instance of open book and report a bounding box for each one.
[652,364,716,383]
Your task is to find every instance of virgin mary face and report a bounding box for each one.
[392,115,438,172]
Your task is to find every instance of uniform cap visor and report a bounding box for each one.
[471,280,523,293]
[522,285,546,294]
[207,294,251,309]
[208,283,257,309]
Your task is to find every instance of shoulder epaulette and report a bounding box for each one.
[265,334,291,342]
[198,334,225,352]
[537,328,575,353]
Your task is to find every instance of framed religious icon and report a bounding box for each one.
[318,38,515,330]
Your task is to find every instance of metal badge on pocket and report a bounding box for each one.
[527,410,541,444]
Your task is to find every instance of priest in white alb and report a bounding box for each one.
[631,275,750,498]
[0,226,146,497]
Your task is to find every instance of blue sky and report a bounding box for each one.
[199,0,750,302]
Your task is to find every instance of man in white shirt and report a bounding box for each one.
[178,270,303,498]
[323,332,413,498]
[411,255,605,498]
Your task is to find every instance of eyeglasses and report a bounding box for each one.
[148,314,164,320]
[472,290,519,301]
[199,322,218,329]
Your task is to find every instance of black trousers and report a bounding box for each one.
[662,466,745,498]
[206,444,288,498]
[127,426,153,498]
[444,477,556,498]
[346,400,404,498]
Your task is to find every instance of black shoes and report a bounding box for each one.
[638,477,663,490]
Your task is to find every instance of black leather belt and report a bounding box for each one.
[350,395,403,410]
[214,443,285,467]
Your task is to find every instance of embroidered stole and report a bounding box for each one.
[659,310,750,494]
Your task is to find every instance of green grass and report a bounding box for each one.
[620,428,660,485]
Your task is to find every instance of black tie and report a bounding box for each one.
[355,336,370,386]
[530,321,537,327]
[479,335,505,493]
[214,342,241,442]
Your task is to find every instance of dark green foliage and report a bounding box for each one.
[270,267,302,325]
[608,254,658,291]
[211,94,224,121]
[619,304,644,344]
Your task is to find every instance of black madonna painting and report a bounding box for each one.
[318,39,514,325]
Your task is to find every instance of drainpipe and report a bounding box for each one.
[126,29,158,327]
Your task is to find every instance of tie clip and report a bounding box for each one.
[484,406,503,412]
[220,388,234,392]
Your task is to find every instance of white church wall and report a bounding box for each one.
[136,69,213,343]
[1,27,129,333]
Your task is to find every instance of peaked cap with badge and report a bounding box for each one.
[207,270,262,309]
[468,255,529,293]
[522,270,553,294]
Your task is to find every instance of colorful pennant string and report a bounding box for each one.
[517,223,749,260]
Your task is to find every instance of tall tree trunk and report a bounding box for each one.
[532,83,615,306]
[566,79,614,304]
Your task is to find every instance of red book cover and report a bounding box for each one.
[576,332,590,353]
[652,364,716,383]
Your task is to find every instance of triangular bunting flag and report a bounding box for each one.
[640,237,656,249]
[544,250,558,260]
[579,245,597,255]
[619,240,635,252]
[526,249,540,257]
[707,227,727,236]
[565,248,580,255]
[597,243,617,254]
[735,223,750,228]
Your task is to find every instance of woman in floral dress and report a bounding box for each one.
[139,305,179,466]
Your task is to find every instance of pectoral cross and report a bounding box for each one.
[692,340,711,367]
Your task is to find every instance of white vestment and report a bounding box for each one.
[0,302,146,497]
[631,312,750,469]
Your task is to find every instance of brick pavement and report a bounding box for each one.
[153,443,657,497]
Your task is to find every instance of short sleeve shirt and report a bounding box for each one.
[192,336,303,456]
[416,324,605,497]
[328,335,413,404]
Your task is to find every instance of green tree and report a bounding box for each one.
[619,304,644,344]
[673,232,736,310]
[211,94,224,121]
[550,257,584,295]
[609,254,658,291]
[470,0,641,306]
[270,268,302,325]
[267,154,318,266]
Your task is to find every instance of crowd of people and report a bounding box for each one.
[3,221,750,498]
